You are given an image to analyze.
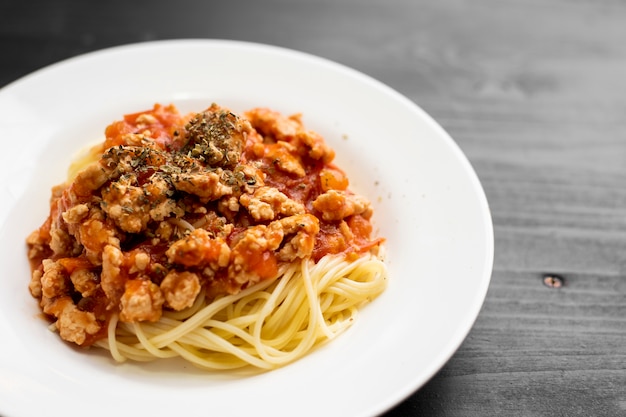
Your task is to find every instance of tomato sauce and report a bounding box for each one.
[26,103,383,347]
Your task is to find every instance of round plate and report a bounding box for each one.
[0,40,493,417]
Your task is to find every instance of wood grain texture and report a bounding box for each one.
[2,0,626,415]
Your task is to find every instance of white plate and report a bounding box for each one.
[0,40,493,417]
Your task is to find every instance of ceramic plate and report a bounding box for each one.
[0,39,493,417]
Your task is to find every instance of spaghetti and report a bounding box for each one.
[26,103,386,370]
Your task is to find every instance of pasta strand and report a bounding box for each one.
[95,253,386,370]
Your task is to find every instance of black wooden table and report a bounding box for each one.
[2,0,626,415]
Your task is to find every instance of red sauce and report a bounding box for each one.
[57,257,95,274]
[239,249,278,280]
[27,103,383,347]
[104,103,189,150]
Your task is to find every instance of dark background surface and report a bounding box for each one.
[2,0,626,415]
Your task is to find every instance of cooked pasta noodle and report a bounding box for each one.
[96,253,386,369]
[26,103,387,370]
[67,142,104,181]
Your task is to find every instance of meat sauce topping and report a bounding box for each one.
[26,103,383,346]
